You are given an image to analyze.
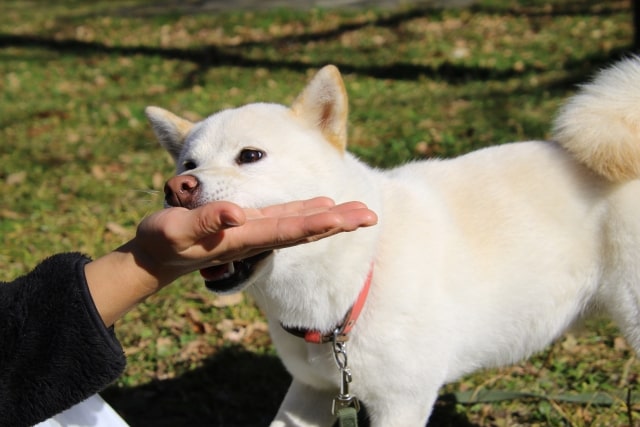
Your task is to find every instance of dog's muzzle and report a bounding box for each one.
[200,251,273,293]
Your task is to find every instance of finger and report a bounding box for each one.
[252,205,376,246]
[222,208,376,255]
[328,201,373,214]
[297,208,377,237]
[327,207,378,229]
[216,211,337,254]
[245,197,336,219]
[187,201,247,240]
[191,205,378,265]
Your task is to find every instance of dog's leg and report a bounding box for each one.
[364,389,438,427]
[270,379,336,427]
[600,194,640,355]
[603,277,640,354]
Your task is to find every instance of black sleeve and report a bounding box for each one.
[0,253,127,427]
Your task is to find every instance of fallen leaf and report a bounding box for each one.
[106,221,130,236]
[212,292,244,307]
[614,336,629,351]
[0,209,22,219]
[177,338,215,362]
[91,165,106,180]
[184,307,213,334]
[6,171,27,186]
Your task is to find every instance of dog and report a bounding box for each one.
[145,56,640,426]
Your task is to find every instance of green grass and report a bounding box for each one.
[0,0,638,425]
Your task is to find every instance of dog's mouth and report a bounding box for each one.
[200,251,273,293]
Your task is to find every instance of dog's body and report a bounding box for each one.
[146,57,640,426]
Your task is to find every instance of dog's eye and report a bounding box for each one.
[237,149,265,165]
[183,160,197,170]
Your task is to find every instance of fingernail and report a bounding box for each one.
[221,213,241,228]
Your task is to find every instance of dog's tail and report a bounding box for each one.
[552,56,640,182]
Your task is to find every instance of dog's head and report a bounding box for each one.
[145,65,350,294]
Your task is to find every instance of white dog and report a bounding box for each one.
[146,56,640,426]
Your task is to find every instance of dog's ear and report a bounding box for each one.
[291,65,348,152]
[145,106,194,162]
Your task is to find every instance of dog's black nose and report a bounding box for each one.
[164,175,200,208]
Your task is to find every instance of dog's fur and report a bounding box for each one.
[146,57,640,426]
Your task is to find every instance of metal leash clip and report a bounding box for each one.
[331,329,360,415]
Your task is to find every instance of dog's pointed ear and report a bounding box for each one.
[145,106,194,161]
[291,65,348,152]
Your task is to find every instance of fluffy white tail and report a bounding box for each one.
[552,56,640,182]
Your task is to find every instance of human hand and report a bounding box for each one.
[85,197,377,326]
[133,197,378,283]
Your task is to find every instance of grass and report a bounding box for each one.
[0,0,638,425]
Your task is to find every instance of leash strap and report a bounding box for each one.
[337,406,358,427]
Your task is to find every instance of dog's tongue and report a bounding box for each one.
[199,262,234,281]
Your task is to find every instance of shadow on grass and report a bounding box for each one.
[102,345,479,427]
[0,1,629,162]
[102,346,290,427]
[0,1,631,89]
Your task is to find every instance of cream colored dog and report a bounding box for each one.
[146,57,640,426]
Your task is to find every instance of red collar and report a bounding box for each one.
[281,264,374,344]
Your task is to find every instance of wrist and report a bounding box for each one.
[84,239,176,327]
[118,238,179,290]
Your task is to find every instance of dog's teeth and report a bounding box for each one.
[221,262,235,279]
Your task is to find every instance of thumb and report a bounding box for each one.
[188,201,247,241]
